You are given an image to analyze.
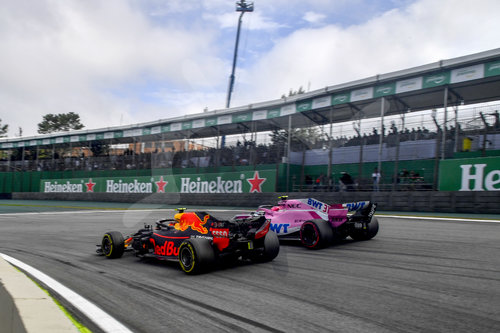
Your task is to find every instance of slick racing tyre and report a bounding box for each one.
[300,219,333,249]
[252,231,280,262]
[102,231,125,259]
[349,217,379,241]
[178,238,215,275]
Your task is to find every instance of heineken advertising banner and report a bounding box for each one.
[439,157,500,191]
[41,170,275,194]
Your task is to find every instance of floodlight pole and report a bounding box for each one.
[441,86,449,160]
[226,1,253,109]
[377,97,385,178]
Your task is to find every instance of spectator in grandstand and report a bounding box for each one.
[462,137,473,152]
[399,168,409,181]
[408,170,423,190]
[339,172,354,192]
[315,173,325,191]
[398,169,410,190]
[372,168,381,192]
[492,110,500,130]
[389,122,398,135]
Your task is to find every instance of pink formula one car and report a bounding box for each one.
[239,196,378,249]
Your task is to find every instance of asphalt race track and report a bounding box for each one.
[0,209,499,333]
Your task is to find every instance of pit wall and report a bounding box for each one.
[12,191,500,214]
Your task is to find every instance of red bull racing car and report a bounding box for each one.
[236,196,378,249]
[96,209,279,274]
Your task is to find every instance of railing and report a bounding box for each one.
[292,178,434,192]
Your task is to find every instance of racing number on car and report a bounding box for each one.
[307,198,329,213]
[322,204,330,213]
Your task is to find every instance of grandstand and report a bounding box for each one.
[1,48,500,195]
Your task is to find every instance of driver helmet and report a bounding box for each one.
[174,208,186,221]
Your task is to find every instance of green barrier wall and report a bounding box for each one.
[0,173,13,193]
[40,169,276,194]
[0,165,280,193]
[439,156,500,191]
[0,161,439,193]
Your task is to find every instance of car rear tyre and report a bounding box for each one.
[349,217,379,241]
[300,219,333,249]
[252,231,280,262]
[102,231,125,259]
[178,238,215,274]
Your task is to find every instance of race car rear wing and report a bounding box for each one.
[347,202,377,222]
[330,200,371,212]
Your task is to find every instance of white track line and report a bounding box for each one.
[379,214,500,223]
[0,209,172,216]
[0,208,248,216]
[1,209,499,223]
[0,253,133,333]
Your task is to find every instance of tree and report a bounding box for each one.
[37,112,84,134]
[0,119,8,137]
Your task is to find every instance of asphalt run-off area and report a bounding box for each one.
[1,199,499,333]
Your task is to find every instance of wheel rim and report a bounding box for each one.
[102,235,112,256]
[301,224,318,247]
[180,246,193,270]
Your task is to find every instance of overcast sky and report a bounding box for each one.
[1,0,499,138]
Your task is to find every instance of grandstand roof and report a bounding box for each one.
[2,47,500,149]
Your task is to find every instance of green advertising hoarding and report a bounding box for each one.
[423,72,450,88]
[374,83,395,98]
[485,60,500,77]
[41,170,276,194]
[267,109,280,119]
[232,113,252,123]
[439,157,500,191]
[331,93,350,105]
[296,100,312,112]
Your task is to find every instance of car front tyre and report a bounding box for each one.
[102,231,125,259]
